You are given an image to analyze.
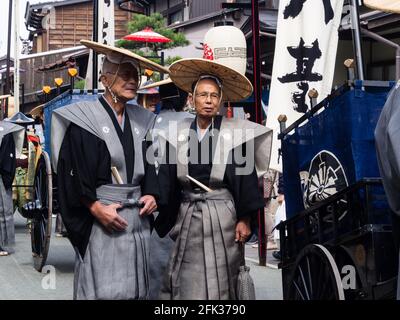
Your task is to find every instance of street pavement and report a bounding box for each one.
[0,212,283,300]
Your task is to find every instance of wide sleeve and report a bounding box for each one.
[57,123,111,207]
[0,133,16,189]
[225,142,265,221]
[56,124,112,257]
[154,141,182,237]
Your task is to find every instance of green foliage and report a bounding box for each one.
[116,13,189,55]
[74,79,85,89]
[165,56,182,66]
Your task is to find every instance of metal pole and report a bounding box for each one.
[251,0,266,267]
[5,0,13,117]
[92,0,99,90]
[360,28,400,81]
[349,0,364,80]
[397,48,400,82]
[160,51,164,80]
[20,83,24,111]
[70,76,75,92]
[13,0,20,113]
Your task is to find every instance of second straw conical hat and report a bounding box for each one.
[364,0,400,13]
[169,58,253,102]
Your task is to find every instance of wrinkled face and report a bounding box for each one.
[190,78,222,118]
[100,62,139,102]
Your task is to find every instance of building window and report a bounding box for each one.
[169,10,183,25]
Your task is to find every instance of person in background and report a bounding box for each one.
[0,120,24,256]
[272,174,285,260]
[136,80,161,113]
[374,82,400,300]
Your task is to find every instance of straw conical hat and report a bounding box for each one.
[140,78,172,89]
[364,0,400,13]
[80,40,169,74]
[169,58,253,102]
[29,104,44,118]
[137,80,159,94]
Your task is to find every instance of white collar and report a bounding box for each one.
[196,120,211,141]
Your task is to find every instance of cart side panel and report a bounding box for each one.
[282,82,394,219]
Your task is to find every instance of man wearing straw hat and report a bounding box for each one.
[156,58,273,300]
[0,120,24,256]
[51,40,167,300]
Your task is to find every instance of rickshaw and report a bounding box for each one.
[11,89,103,272]
[277,80,399,300]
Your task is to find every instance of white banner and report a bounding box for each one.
[85,0,115,90]
[266,0,344,171]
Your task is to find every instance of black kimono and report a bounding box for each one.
[0,133,16,190]
[156,115,264,237]
[0,122,24,254]
[56,97,159,258]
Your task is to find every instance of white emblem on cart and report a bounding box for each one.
[300,150,348,220]
[102,126,110,134]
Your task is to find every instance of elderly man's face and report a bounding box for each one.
[190,79,221,119]
[101,62,139,102]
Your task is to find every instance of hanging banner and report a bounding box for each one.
[266,0,344,171]
[85,0,115,89]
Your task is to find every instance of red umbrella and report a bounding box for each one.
[123,27,171,43]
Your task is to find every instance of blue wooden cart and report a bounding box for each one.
[277,80,398,300]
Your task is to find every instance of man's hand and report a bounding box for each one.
[88,201,128,233]
[235,217,251,243]
[139,195,157,216]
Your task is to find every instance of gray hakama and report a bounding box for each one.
[74,185,150,299]
[0,121,24,254]
[159,117,272,300]
[375,81,400,299]
[51,100,154,299]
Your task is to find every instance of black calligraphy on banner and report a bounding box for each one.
[279,38,322,83]
[283,0,334,25]
[292,82,309,113]
[103,19,109,44]
[278,38,323,113]
[102,0,111,45]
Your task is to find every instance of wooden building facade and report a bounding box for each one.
[27,0,143,53]
[14,0,144,111]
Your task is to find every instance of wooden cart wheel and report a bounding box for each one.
[286,244,345,300]
[30,151,53,272]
